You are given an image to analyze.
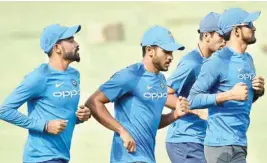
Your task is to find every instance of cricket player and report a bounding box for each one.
[188,8,265,163]
[85,26,190,163]
[164,12,225,163]
[0,24,91,163]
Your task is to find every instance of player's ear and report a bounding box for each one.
[146,46,154,58]
[54,44,62,54]
[233,27,240,37]
[204,32,210,42]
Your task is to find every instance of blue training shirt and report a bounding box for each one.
[166,50,207,144]
[0,63,80,162]
[99,62,167,163]
[188,47,256,146]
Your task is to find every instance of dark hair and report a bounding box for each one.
[142,45,157,57]
[47,50,52,57]
[199,32,215,41]
[223,31,231,41]
[199,33,204,41]
[46,39,64,57]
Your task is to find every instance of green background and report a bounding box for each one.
[0,2,266,163]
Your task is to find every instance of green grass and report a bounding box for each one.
[0,2,267,163]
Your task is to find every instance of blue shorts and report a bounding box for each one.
[26,159,68,163]
[166,142,206,163]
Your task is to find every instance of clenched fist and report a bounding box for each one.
[230,83,248,101]
[76,105,91,122]
[45,119,68,135]
[174,96,190,118]
[252,76,265,96]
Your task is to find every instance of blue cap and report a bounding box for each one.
[199,12,223,35]
[219,8,261,34]
[141,26,185,51]
[40,24,81,54]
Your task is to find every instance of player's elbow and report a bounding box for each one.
[85,95,97,111]
[0,105,9,120]
[85,93,103,114]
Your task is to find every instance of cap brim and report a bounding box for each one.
[159,43,185,51]
[216,29,224,36]
[244,11,261,23]
[60,25,81,40]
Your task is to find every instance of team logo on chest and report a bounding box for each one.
[160,82,165,89]
[52,79,79,98]
[72,79,77,87]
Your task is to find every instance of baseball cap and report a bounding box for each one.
[40,24,81,54]
[141,25,185,51]
[219,8,261,34]
[198,12,223,35]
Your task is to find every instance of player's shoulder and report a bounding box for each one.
[177,50,202,71]
[26,63,48,78]
[22,64,49,87]
[213,47,237,61]
[202,48,233,71]
[181,50,203,65]
[205,48,226,62]
[119,62,146,78]
[245,52,253,60]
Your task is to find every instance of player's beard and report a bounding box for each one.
[152,55,168,72]
[63,48,80,62]
[241,30,256,45]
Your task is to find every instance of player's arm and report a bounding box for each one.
[165,60,194,110]
[84,70,136,152]
[75,105,91,124]
[252,76,265,103]
[165,87,178,110]
[0,72,47,132]
[165,62,207,119]
[159,96,189,129]
[188,58,248,109]
[85,90,126,134]
[166,86,208,120]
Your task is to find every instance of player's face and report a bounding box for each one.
[58,36,80,62]
[209,32,225,52]
[152,46,173,72]
[239,22,256,45]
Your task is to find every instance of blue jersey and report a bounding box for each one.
[188,47,255,146]
[0,63,80,162]
[166,50,207,144]
[100,63,167,163]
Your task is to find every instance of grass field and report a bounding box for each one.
[0,2,267,163]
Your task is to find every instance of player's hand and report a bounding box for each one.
[174,96,190,118]
[46,119,68,135]
[76,105,91,122]
[252,76,265,96]
[230,82,248,101]
[119,129,136,153]
[189,109,208,120]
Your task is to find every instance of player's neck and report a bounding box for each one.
[197,42,212,58]
[48,56,70,71]
[142,57,159,74]
[226,39,248,54]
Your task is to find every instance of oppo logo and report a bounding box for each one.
[237,73,255,81]
[143,92,167,100]
[53,90,80,98]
